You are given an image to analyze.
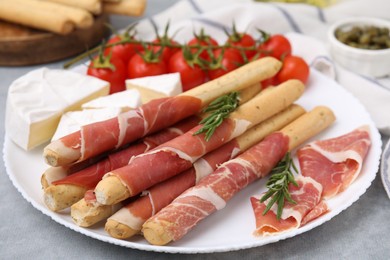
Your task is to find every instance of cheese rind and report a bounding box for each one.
[5,67,110,150]
[82,89,141,111]
[126,73,182,104]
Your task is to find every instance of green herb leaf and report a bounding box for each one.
[193,92,239,141]
[260,152,298,220]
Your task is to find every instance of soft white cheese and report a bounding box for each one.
[51,107,122,141]
[125,73,182,104]
[82,89,141,111]
[5,67,110,150]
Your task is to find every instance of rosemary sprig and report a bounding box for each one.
[193,92,239,141]
[260,152,299,220]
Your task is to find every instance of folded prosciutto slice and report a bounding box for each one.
[250,175,326,236]
[297,125,371,199]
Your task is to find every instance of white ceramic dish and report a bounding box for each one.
[380,139,390,199]
[3,69,382,254]
[328,17,390,78]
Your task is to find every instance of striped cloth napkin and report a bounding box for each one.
[133,0,390,135]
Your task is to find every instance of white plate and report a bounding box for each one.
[380,139,390,199]
[3,69,382,253]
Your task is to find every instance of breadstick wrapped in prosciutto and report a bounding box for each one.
[43,85,262,212]
[70,105,304,229]
[43,116,200,212]
[43,57,282,167]
[142,106,336,246]
[100,105,305,236]
[94,79,305,206]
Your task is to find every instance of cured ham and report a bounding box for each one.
[250,175,324,236]
[52,116,200,189]
[43,57,283,167]
[105,140,240,238]
[71,104,306,228]
[143,132,290,243]
[43,117,199,212]
[94,80,305,206]
[44,96,202,166]
[141,106,335,245]
[297,125,371,199]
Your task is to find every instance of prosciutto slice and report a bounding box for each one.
[107,140,240,234]
[107,117,248,196]
[53,96,202,163]
[143,132,289,242]
[297,126,371,199]
[250,175,325,236]
[52,117,200,189]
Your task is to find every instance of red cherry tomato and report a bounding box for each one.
[226,32,256,60]
[276,55,310,84]
[150,38,180,64]
[188,29,219,61]
[104,35,143,66]
[127,51,168,79]
[258,34,292,60]
[87,57,127,94]
[168,50,207,92]
[208,49,243,80]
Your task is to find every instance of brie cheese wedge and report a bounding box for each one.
[82,89,141,111]
[5,67,110,150]
[126,73,182,104]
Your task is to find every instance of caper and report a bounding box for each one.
[335,24,390,50]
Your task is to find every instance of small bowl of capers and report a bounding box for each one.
[328,17,390,78]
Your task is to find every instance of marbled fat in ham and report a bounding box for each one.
[251,175,324,236]
[297,126,371,199]
[108,139,241,232]
[52,117,199,189]
[108,117,246,196]
[61,96,202,162]
[143,132,289,241]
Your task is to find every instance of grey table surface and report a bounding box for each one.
[1,1,389,259]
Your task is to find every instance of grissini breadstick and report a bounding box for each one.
[0,0,74,35]
[142,106,335,246]
[94,79,305,206]
[40,0,102,14]
[103,0,146,17]
[41,85,260,191]
[43,116,200,212]
[101,105,305,236]
[18,0,94,29]
[43,57,281,167]
[69,87,269,227]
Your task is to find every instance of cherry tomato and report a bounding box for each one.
[258,34,292,60]
[208,48,243,80]
[226,28,256,60]
[127,51,168,79]
[87,56,127,94]
[149,38,180,64]
[276,55,310,84]
[168,49,207,92]
[104,35,143,66]
[260,77,277,89]
[188,29,219,61]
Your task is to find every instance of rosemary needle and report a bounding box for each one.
[260,152,299,220]
[193,92,239,141]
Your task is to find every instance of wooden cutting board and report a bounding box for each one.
[0,14,110,66]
